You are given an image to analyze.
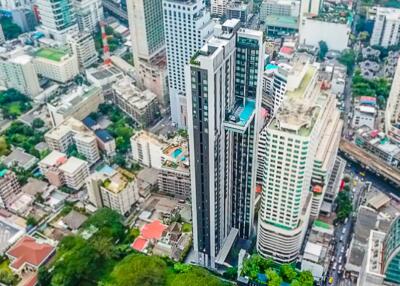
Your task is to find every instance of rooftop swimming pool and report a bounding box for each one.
[171,148,183,158]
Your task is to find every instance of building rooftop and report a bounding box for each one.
[141,220,167,240]
[40,150,67,167]
[46,117,95,141]
[97,166,131,194]
[62,210,88,230]
[6,236,55,270]
[59,157,87,174]
[0,217,25,254]
[2,148,37,169]
[312,3,352,25]
[265,15,298,29]
[35,48,68,62]
[21,178,49,196]
[95,129,114,143]
[112,77,157,111]
[48,85,101,116]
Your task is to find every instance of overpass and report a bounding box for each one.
[339,139,400,187]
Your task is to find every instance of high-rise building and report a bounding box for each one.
[67,31,98,69]
[187,19,264,268]
[126,0,168,106]
[127,0,164,65]
[36,0,79,42]
[33,47,79,83]
[0,51,42,98]
[260,0,300,19]
[11,8,37,32]
[0,24,4,44]
[385,57,400,144]
[163,0,213,128]
[257,59,342,263]
[370,7,400,48]
[73,0,104,33]
[211,0,229,17]
[0,169,21,209]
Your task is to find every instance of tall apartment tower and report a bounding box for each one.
[370,7,400,48]
[187,19,264,269]
[127,0,165,65]
[73,0,104,33]
[163,0,213,128]
[0,52,42,98]
[36,0,79,42]
[257,58,342,263]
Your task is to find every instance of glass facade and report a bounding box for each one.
[384,217,400,284]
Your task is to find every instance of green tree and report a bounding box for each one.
[83,208,126,241]
[290,280,301,286]
[167,266,226,286]
[26,216,38,226]
[173,263,192,273]
[223,267,238,280]
[0,137,9,156]
[318,41,328,61]
[338,50,356,74]
[37,266,52,286]
[298,271,314,286]
[280,264,297,282]
[32,118,45,129]
[108,254,167,286]
[0,269,16,285]
[266,269,282,286]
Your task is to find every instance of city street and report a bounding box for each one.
[325,169,368,286]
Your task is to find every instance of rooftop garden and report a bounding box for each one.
[241,254,314,286]
[35,48,67,62]
[315,3,352,25]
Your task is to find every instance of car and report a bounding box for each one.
[331,256,335,263]
[339,256,343,264]
[333,262,337,270]
[340,235,344,241]
[344,217,348,224]
[342,228,346,235]
[329,277,334,284]
[341,246,345,254]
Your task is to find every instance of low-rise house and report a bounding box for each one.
[6,236,55,275]
[61,210,88,231]
[2,148,38,170]
[0,217,25,254]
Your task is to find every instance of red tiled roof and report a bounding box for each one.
[24,275,38,286]
[131,237,148,252]
[280,46,294,55]
[7,236,55,270]
[141,220,167,240]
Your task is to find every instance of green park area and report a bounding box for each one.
[0,89,32,119]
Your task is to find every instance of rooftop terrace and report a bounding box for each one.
[35,48,68,62]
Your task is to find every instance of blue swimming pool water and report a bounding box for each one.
[239,100,256,123]
[266,64,278,70]
[99,165,114,175]
[172,148,182,158]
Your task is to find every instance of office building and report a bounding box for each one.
[11,8,37,32]
[260,0,300,20]
[47,85,103,127]
[299,3,351,51]
[257,61,342,263]
[67,31,98,69]
[59,157,90,190]
[33,47,79,83]
[45,117,101,165]
[187,19,264,268]
[0,169,21,209]
[0,0,33,10]
[86,165,139,215]
[370,7,400,48]
[211,0,229,17]
[226,1,251,26]
[36,0,79,42]
[73,0,104,33]
[111,77,160,127]
[0,52,42,98]
[127,0,164,65]
[163,0,213,127]
[385,57,400,144]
